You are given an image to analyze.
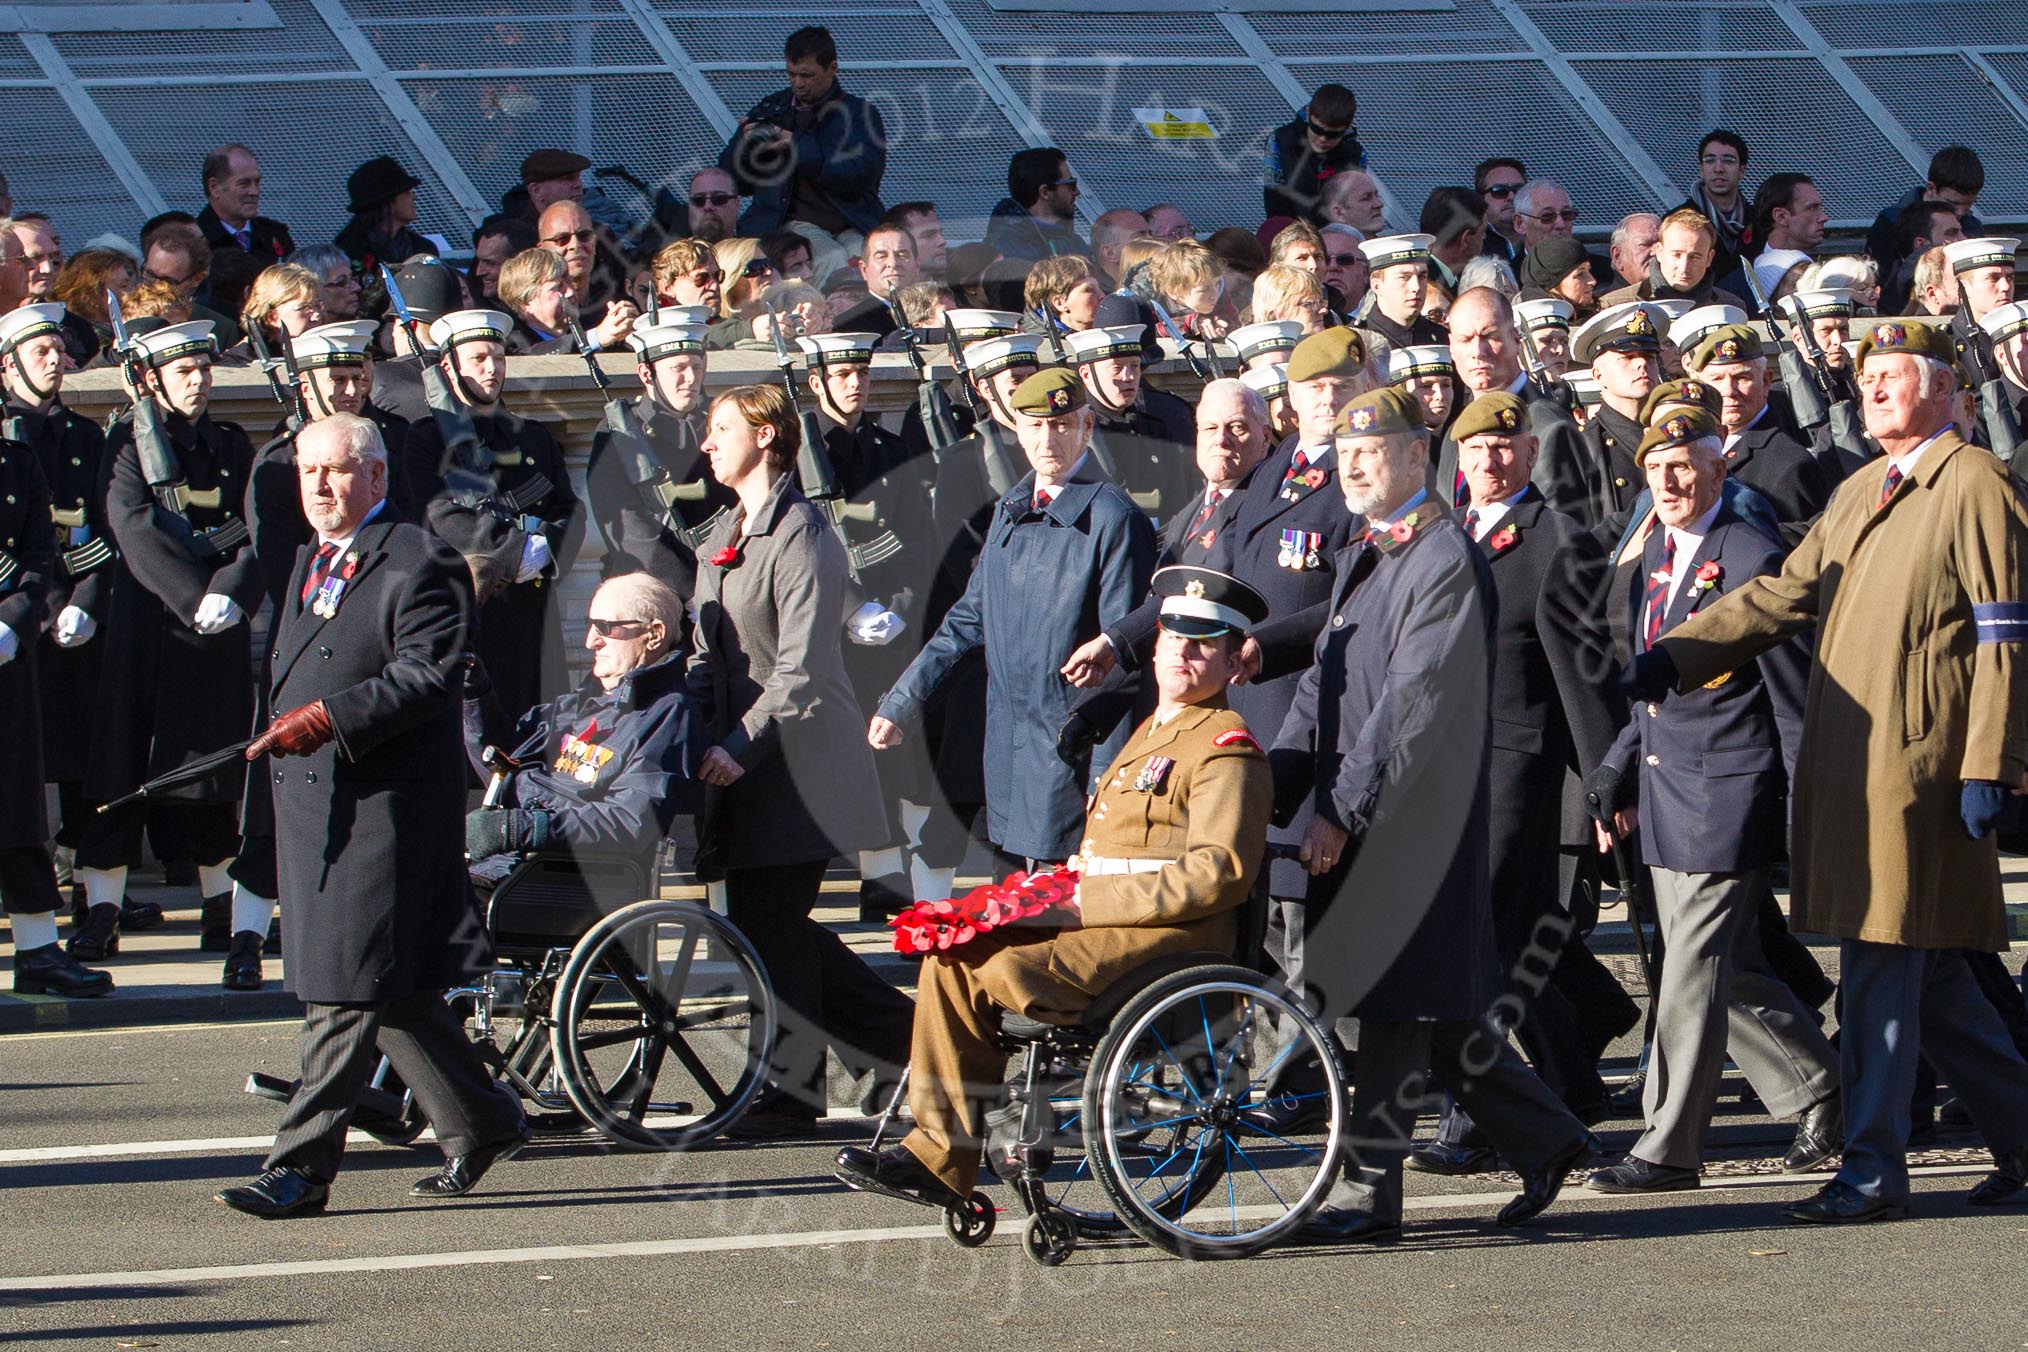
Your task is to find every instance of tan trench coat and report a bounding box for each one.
[1660,432,2028,950]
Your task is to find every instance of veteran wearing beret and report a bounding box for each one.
[1680,323,1837,531]
[1625,320,2028,1223]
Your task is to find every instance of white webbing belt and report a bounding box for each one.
[1077,856,1176,877]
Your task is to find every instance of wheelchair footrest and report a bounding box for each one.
[244,1071,296,1105]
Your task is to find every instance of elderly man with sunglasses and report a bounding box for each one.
[464,571,706,881]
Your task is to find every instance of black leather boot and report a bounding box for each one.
[200,893,232,952]
[66,903,120,960]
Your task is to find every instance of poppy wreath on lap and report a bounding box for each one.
[890,868,1080,955]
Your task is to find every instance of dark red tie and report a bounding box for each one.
[1643,532,1676,650]
[1453,468,1469,507]
[1282,449,1309,487]
[1189,492,1220,536]
[1464,508,1481,538]
[299,541,338,608]
[1879,465,1904,511]
[1033,486,1054,513]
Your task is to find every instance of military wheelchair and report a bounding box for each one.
[250,849,778,1152]
[845,930,1349,1264]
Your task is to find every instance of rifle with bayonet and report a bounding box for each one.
[1513,318,1559,402]
[890,286,968,456]
[572,313,721,548]
[242,310,302,429]
[1779,295,1871,470]
[107,290,247,558]
[763,299,903,584]
[1147,295,1220,380]
[941,313,1023,497]
[1038,296,1068,364]
[379,263,491,504]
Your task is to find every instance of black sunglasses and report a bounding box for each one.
[743,258,774,278]
[690,192,737,207]
[1482,183,1519,197]
[1306,120,1350,140]
[587,617,653,638]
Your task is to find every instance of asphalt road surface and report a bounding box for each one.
[4,1018,2027,1352]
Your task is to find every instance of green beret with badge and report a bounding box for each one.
[1286,327,1366,382]
[1687,323,1763,371]
[1335,386,1424,439]
[1635,407,1721,466]
[1851,317,1959,370]
[1449,391,1529,442]
[1010,366,1087,417]
[1638,376,1721,424]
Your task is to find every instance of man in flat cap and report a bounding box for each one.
[1271,386,1592,1242]
[875,368,1155,872]
[1585,407,1841,1195]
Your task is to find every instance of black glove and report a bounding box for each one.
[465,808,554,860]
[1620,648,1679,702]
[1960,780,2018,840]
[1582,765,1626,824]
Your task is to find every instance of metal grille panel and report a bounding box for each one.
[702,67,1032,238]
[1253,0,1527,56]
[1846,55,2028,209]
[50,0,350,77]
[658,12,958,63]
[1521,2,1802,53]
[91,80,471,245]
[943,0,1245,59]
[1303,59,1658,225]
[404,73,730,212]
[1797,0,2028,49]
[0,35,43,76]
[0,89,137,248]
[360,16,660,71]
[343,0,626,17]
[1570,57,1915,221]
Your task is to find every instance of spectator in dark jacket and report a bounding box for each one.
[1263,83,1367,225]
[1865,144,1984,284]
[717,25,887,280]
[985,147,1087,263]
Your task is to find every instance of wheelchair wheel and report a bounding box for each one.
[943,1192,996,1248]
[551,898,777,1151]
[1009,1080,1227,1237]
[1083,964,1346,1260]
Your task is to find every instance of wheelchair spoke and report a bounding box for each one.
[670,1002,751,1032]
[573,1021,653,1053]
[1242,1034,1305,1099]
[1146,1028,1204,1106]
[660,1029,730,1106]
[603,954,680,1025]
[622,1037,669,1120]
[1226,1135,1291,1209]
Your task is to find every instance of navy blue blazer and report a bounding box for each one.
[1601,504,1808,872]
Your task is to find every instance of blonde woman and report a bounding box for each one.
[224,262,324,364]
[1249,263,1327,333]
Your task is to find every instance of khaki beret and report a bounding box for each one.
[1286,327,1366,382]
[1010,366,1087,417]
[1638,377,1721,424]
[1851,318,1958,370]
[1635,407,1721,466]
[1449,392,1529,442]
[1335,386,1425,439]
[1687,323,1764,370]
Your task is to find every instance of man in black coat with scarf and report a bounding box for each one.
[215,414,525,1219]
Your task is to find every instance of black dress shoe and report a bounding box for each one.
[1499,1134,1593,1227]
[1239,1091,1330,1137]
[411,1125,530,1197]
[856,874,913,923]
[12,942,114,997]
[1300,1206,1403,1245]
[723,1095,824,1140]
[1406,1142,1497,1176]
[215,1167,329,1218]
[264,917,282,955]
[1783,1180,1907,1224]
[1586,1157,1701,1193]
[834,1144,967,1210]
[199,892,231,952]
[221,931,264,991]
[1968,1145,2028,1206]
[65,903,119,960]
[119,897,165,931]
[1783,1095,1844,1173]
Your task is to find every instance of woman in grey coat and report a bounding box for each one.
[689,385,914,1136]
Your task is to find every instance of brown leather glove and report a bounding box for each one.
[247,700,335,759]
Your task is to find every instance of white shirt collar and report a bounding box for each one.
[1036,451,1090,496]
[1720,401,1771,454]
[1887,426,1951,476]
[1660,497,1724,601]
[316,496,387,555]
[1297,442,1334,469]
[1464,485,1531,540]
[1503,370,1530,397]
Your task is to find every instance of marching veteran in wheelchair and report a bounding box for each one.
[465,571,706,879]
[836,565,1274,1217]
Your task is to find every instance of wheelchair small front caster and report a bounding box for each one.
[1022,1213,1076,1266]
[944,1191,996,1247]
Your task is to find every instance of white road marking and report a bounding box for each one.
[0,1162,1991,1293]
[0,1130,431,1163]
[5,1017,299,1042]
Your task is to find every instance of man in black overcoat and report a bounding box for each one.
[214,414,525,1219]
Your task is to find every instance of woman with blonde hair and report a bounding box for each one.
[223,262,325,365]
[1249,262,1328,333]
[688,384,914,1137]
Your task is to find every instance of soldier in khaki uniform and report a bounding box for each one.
[837,565,1272,1207]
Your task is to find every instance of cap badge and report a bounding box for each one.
[1496,407,1518,431]
[1047,388,1071,413]
[1663,414,1691,439]
[1874,323,1905,346]
[1715,338,1740,361]
[1184,578,1207,599]
[1350,407,1374,430]
[1626,311,1654,336]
